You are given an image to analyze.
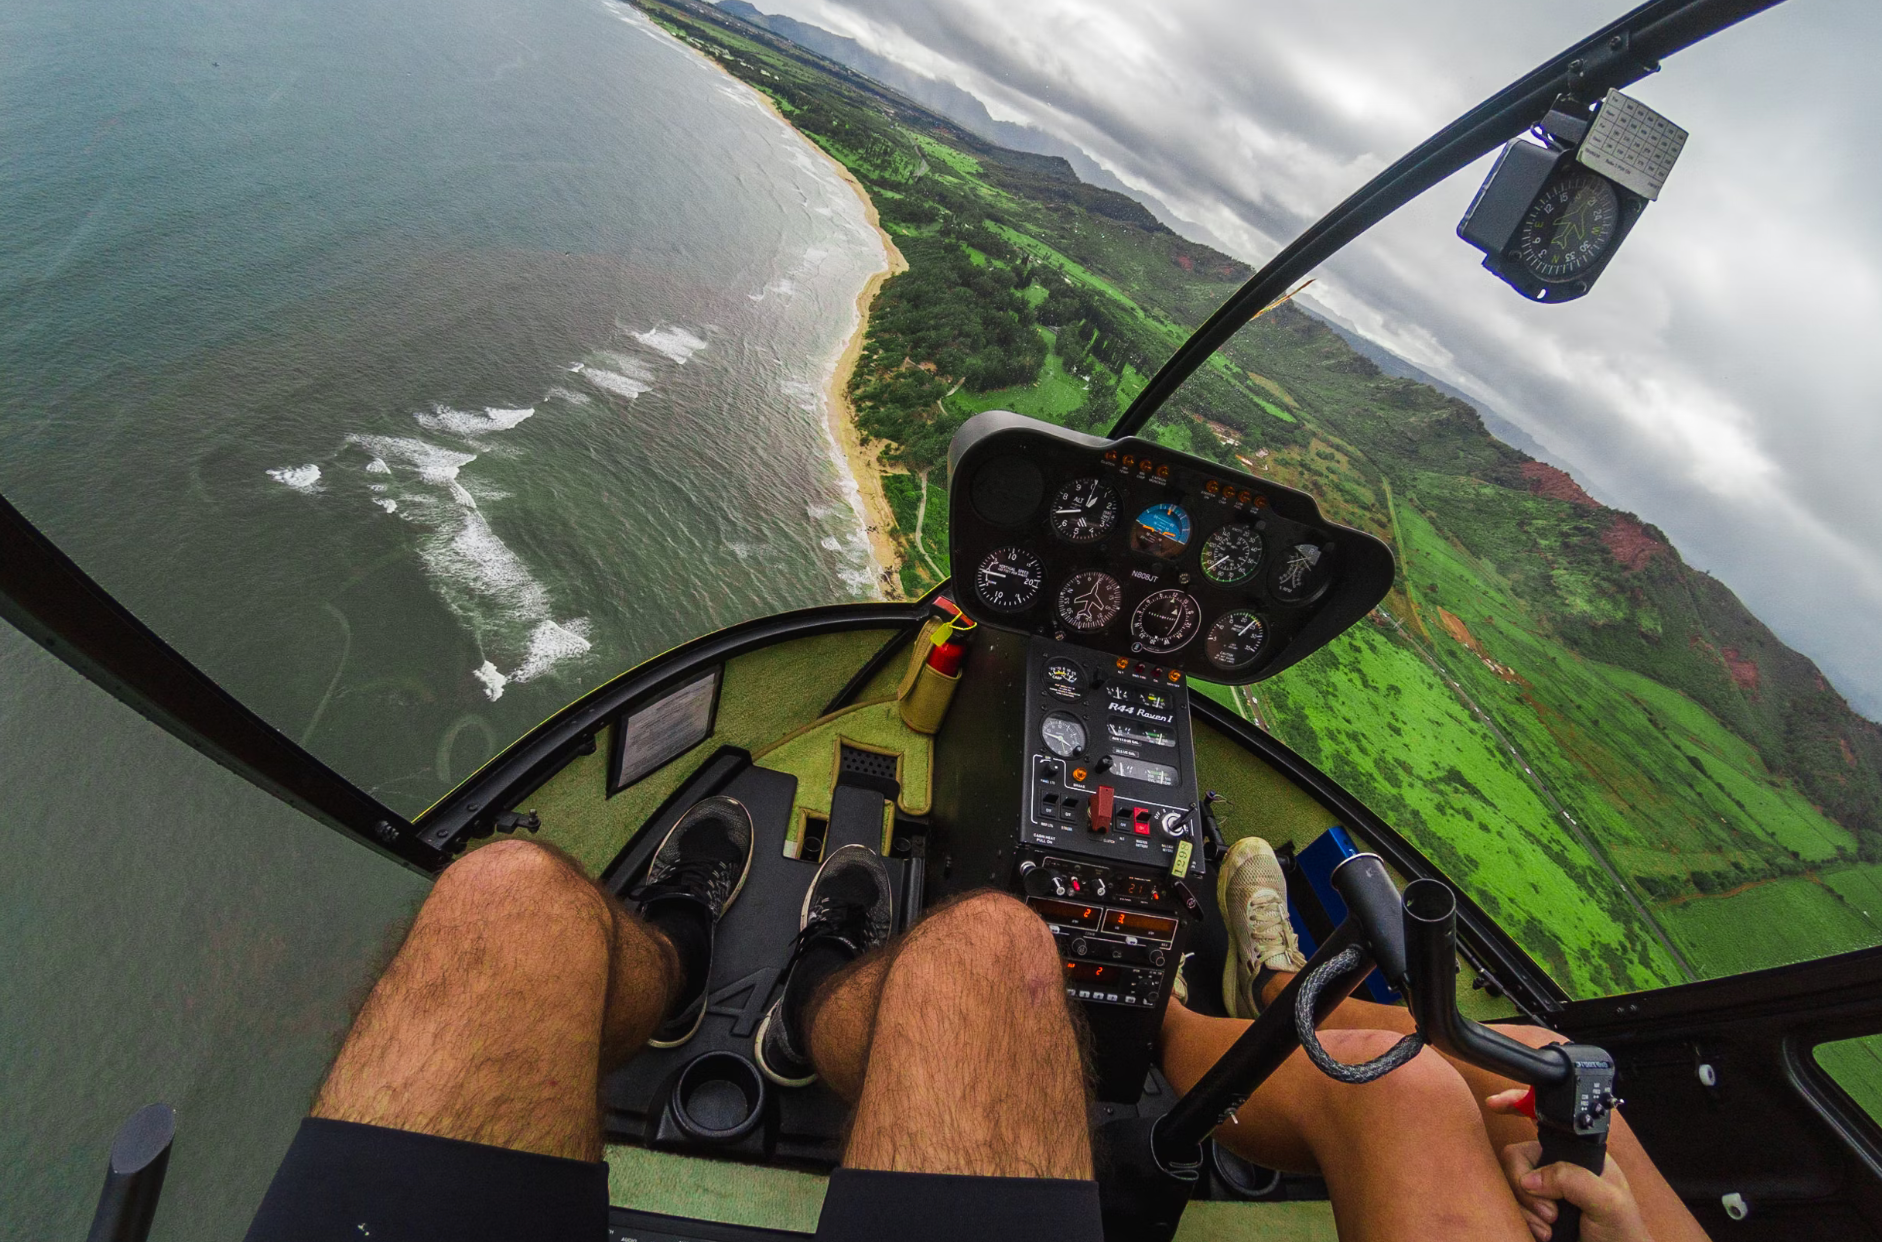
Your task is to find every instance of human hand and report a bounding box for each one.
[1486,1089,1653,1242]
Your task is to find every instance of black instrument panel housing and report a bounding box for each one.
[947,412,1395,685]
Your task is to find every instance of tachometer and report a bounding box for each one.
[975,547,1044,612]
[1131,503,1192,559]
[1130,589,1201,654]
[1200,523,1263,585]
[1058,570,1123,632]
[1049,477,1119,544]
[1274,541,1331,603]
[1205,611,1267,671]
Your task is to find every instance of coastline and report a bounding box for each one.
[820,195,907,593]
[696,49,910,595]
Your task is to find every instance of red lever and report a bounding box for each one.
[1091,786,1114,833]
[1513,1086,1537,1121]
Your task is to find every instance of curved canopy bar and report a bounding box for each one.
[1109,0,1786,439]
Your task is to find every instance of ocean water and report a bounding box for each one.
[0,0,889,816]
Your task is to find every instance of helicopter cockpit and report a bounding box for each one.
[10,0,1882,1239]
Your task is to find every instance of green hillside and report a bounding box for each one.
[630,0,1882,996]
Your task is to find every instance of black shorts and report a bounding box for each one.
[246,1118,1102,1242]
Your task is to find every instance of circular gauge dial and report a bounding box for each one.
[1206,611,1268,672]
[975,547,1044,612]
[1041,712,1086,758]
[1130,589,1201,653]
[1131,503,1193,559]
[1273,542,1331,604]
[1043,658,1084,700]
[1049,477,1119,544]
[1058,570,1123,632]
[1200,523,1263,584]
[1515,170,1621,284]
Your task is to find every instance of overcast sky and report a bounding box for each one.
[747,0,1882,718]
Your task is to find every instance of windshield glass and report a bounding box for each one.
[1125,0,1882,995]
[0,0,896,817]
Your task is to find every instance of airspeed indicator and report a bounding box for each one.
[1200,523,1263,585]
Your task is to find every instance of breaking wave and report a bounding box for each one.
[267,464,322,491]
[414,405,536,437]
[632,325,707,364]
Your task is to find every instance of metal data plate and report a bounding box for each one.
[1576,88,1688,201]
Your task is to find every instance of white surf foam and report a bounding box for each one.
[584,352,655,400]
[511,619,593,684]
[546,386,592,406]
[632,326,707,364]
[415,405,536,437]
[365,458,391,475]
[267,464,322,491]
[376,498,398,514]
[473,661,508,701]
[820,536,841,551]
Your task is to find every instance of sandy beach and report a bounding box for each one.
[700,57,910,595]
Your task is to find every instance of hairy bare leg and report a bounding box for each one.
[1161,1001,1530,1242]
[313,840,678,1162]
[1256,974,1709,1241]
[807,890,1093,1179]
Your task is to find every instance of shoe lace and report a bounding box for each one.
[643,854,732,901]
[1246,889,1299,963]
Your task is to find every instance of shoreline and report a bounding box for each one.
[699,52,910,596]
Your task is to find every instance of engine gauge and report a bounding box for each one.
[1058,570,1123,632]
[975,547,1045,612]
[1515,168,1621,284]
[1041,712,1087,758]
[1049,477,1119,544]
[1130,589,1201,654]
[1043,659,1085,700]
[1131,503,1192,559]
[1273,542,1331,604]
[1205,611,1267,671]
[1200,523,1263,585]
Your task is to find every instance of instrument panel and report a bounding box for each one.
[948,413,1395,684]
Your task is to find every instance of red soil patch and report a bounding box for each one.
[1519,461,1597,507]
[1843,738,1859,768]
[1720,647,1761,692]
[1173,253,1195,272]
[1437,607,1481,653]
[1601,515,1664,572]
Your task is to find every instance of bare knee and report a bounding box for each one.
[1316,1031,1478,1117]
[902,889,1060,995]
[427,840,611,938]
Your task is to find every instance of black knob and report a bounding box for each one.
[1096,756,1112,771]
[1151,950,1166,967]
[1073,938,1088,956]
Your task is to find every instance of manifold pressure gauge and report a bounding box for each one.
[1456,88,1683,303]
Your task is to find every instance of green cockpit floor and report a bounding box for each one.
[514,628,906,874]
[754,696,934,854]
[604,1146,1339,1239]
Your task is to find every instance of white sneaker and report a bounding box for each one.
[1218,836,1306,1019]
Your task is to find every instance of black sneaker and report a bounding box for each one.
[755,844,894,1087]
[630,795,754,1048]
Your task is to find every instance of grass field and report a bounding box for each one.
[1659,873,1882,976]
[948,329,1093,424]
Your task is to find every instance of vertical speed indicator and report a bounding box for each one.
[975,547,1045,612]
